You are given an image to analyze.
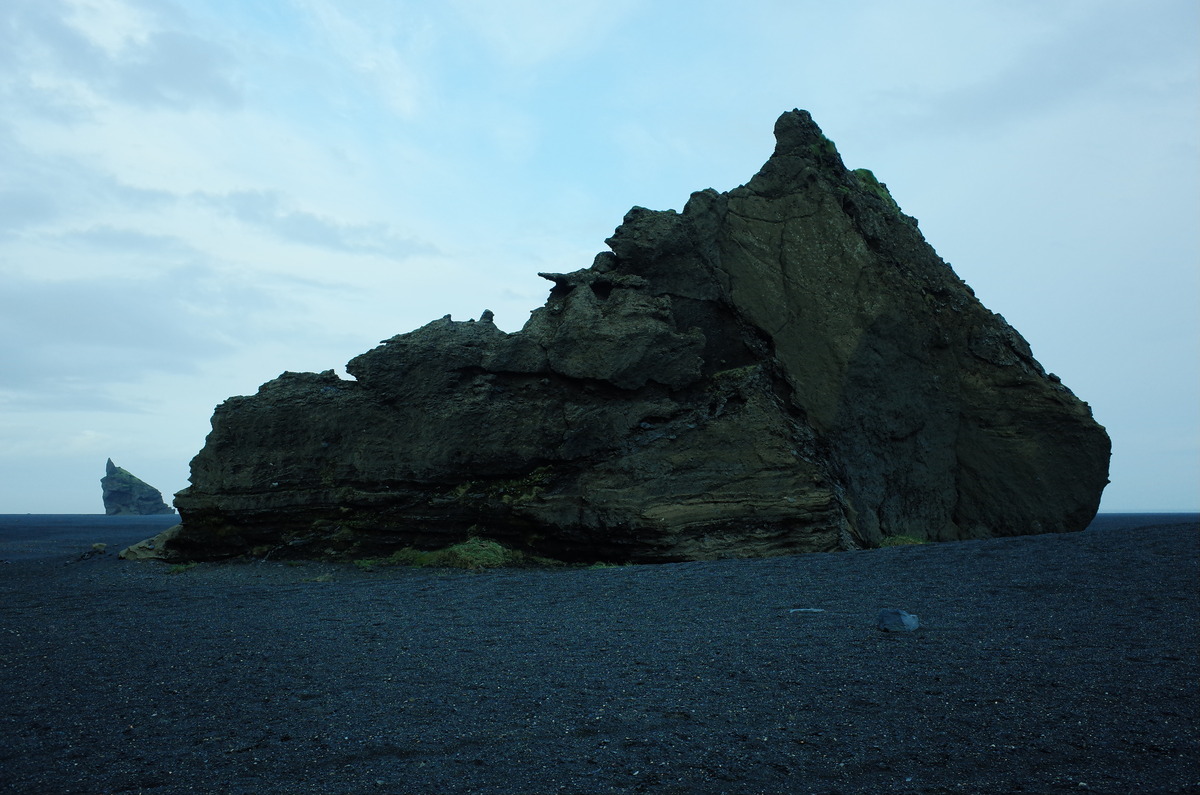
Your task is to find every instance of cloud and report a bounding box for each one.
[448,0,637,70]
[0,162,175,239]
[0,189,59,233]
[0,263,275,411]
[0,117,177,238]
[58,224,188,253]
[290,0,427,117]
[1,0,241,114]
[870,0,1199,136]
[196,189,436,258]
[110,28,242,109]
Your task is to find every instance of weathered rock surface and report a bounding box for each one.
[101,459,175,516]
[163,109,1109,563]
[876,609,920,632]
[119,524,183,561]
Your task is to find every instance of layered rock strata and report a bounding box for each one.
[162,110,1109,562]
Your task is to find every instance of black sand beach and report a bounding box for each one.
[1,516,1197,794]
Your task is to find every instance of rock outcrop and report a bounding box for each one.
[163,109,1109,563]
[119,524,183,561]
[101,459,175,516]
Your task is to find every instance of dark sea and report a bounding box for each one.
[0,512,1196,563]
[0,514,180,562]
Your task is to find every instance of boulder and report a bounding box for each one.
[101,459,175,516]
[163,109,1109,563]
[119,525,184,561]
[876,609,920,632]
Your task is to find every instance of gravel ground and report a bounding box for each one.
[1,521,1197,795]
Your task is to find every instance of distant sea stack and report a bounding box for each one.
[160,109,1109,563]
[101,459,174,516]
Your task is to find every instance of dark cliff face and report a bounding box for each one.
[101,459,175,516]
[167,109,1110,562]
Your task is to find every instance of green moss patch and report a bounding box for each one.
[354,537,565,571]
[852,168,901,213]
[879,534,927,547]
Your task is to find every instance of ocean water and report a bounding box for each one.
[0,512,1196,563]
[0,514,180,562]
[1083,512,1200,532]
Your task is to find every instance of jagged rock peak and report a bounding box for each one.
[154,109,1109,564]
[101,460,174,516]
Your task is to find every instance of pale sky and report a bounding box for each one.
[2,0,1197,514]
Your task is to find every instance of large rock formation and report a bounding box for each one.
[164,110,1109,563]
[101,459,175,516]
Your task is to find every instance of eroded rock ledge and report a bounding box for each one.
[162,110,1110,563]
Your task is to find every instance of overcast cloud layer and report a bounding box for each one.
[2,0,1197,513]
